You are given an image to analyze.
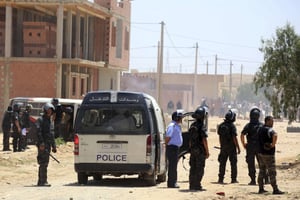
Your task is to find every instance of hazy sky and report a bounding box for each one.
[129,0,300,75]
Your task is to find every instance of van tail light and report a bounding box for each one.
[146,135,152,156]
[74,134,79,155]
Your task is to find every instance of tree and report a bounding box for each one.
[236,82,268,103]
[254,23,300,122]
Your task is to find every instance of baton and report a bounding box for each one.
[45,149,60,164]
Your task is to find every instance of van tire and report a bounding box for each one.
[78,172,88,185]
[157,172,166,182]
[144,172,157,186]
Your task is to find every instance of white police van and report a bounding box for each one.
[74,91,167,186]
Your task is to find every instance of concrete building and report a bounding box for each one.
[0,0,131,114]
[121,72,254,113]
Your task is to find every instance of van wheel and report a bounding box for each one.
[93,174,103,181]
[157,172,166,182]
[144,172,157,186]
[78,172,88,185]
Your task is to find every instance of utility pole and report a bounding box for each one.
[157,21,164,106]
[193,42,198,108]
[240,64,243,86]
[229,60,233,104]
[206,61,208,74]
[215,55,218,99]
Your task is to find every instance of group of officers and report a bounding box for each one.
[165,106,284,195]
[1,99,67,186]
[1,103,32,152]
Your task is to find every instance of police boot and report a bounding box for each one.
[218,178,224,184]
[248,177,256,185]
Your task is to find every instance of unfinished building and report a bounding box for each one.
[0,0,131,113]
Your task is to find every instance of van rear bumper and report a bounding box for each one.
[75,163,154,174]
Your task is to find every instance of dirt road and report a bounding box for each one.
[0,117,299,200]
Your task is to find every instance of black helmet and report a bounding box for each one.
[250,107,260,121]
[7,106,13,113]
[172,111,183,121]
[43,103,55,112]
[13,103,22,112]
[225,110,236,122]
[51,98,59,106]
[192,106,206,120]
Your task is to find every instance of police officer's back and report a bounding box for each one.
[189,106,209,190]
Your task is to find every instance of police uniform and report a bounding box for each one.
[189,120,207,190]
[12,108,22,152]
[217,119,238,183]
[1,106,13,151]
[20,109,31,150]
[166,119,182,188]
[36,107,56,186]
[257,123,283,194]
[241,120,263,184]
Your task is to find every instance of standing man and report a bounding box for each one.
[217,110,240,184]
[2,106,13,151]
[257,116,284,195]
[189,106,209,191]
[240,107,263,185]
[36,103,57,186]
[165,111,183,188]
[51,98,63,138]
[20,104,32,151]
[12,103,22,152]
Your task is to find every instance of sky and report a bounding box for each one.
[129,0,300,75]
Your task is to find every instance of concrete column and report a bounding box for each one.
[56,4,64,59]
[66,10,72,58]
[75,10,81,58]
[88,17,94,60]
[3,5,12,109]
[56,4,64,97]
[5,5,12,57]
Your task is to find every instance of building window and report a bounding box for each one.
[125,27,129,51]
[81,78,85,96]
[111,22,116,47]
[72,77,77,96]
[116,19,123,58]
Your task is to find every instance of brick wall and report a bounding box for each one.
[9,62,57,97]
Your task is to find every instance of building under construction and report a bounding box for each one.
[0,0,131,114]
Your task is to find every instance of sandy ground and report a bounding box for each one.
[0,116,299,200]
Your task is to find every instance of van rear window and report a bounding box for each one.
[76,107,148,133]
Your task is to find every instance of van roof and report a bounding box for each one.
[82,91,157,105]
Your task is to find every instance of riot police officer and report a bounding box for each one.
[217,110,240,184]
[240,107,263,185]
[36,103,57,186]
[189,106,209,191]
[2,106,13,151]
[51,98,63,138]
[12,103,22,152]
[20,104,32,151]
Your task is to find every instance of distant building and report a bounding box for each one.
[0,0,131,117]
[121,72,254,113]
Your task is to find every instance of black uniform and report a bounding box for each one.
[36,114,56,186]
[21,109,31,150]
[53,104,63,138]
[189,120,207,190]
[12,111,22,152]
[241,120,263,183]
[217,120,238,183]
[1,107,13,151]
